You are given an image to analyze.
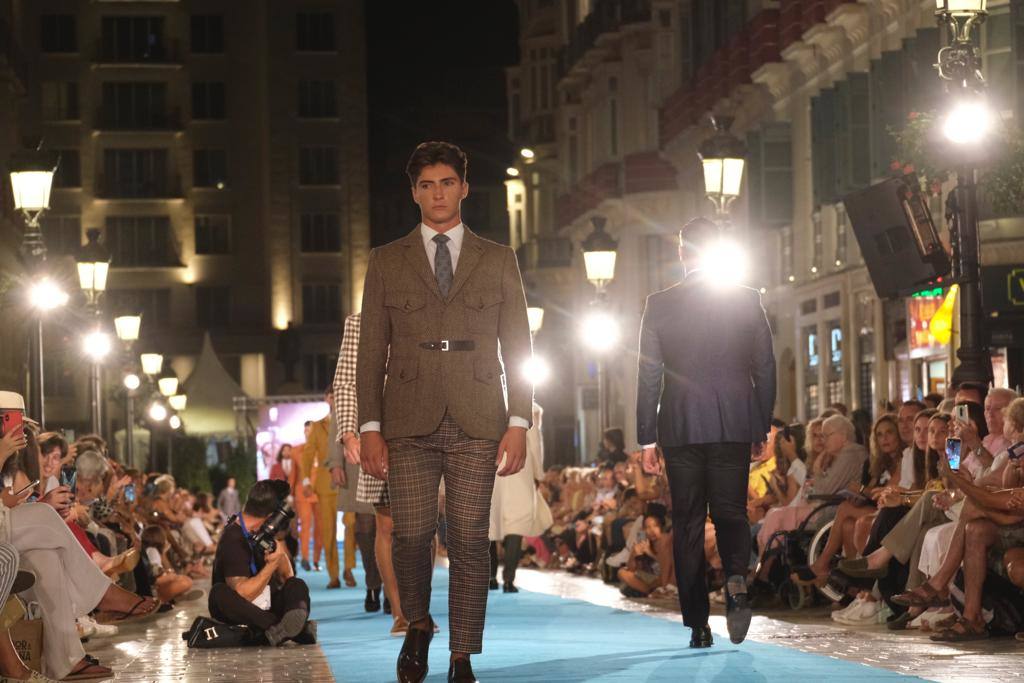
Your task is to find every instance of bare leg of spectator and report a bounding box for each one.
[961,518,998,624]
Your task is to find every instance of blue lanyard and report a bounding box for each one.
[236,515,258,576]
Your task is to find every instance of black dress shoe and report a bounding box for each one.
[448,657,479,683]
[502,582,518,593]
[365,589,381,613]
[383,596,392,614]
[488,578,499,590]
[689,624,713,648]
[397,619,434,683]
[725,579,752,644]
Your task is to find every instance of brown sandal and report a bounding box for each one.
[930,616,988,642]
[893,583,948,608]
[94,596,161,624]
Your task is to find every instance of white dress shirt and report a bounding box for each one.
[360,222,527,434]
[421,222,465,273]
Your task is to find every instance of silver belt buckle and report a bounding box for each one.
[440,339,450,351]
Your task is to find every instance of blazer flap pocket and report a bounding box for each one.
[464,289,504,311]
[385,290,426,312]
[388,357,418,384]
[473,358,502,384]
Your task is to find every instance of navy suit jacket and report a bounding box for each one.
[636,273,776,447]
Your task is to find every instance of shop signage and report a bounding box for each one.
[982,266,1024,314]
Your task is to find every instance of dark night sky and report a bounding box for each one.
[365,1,520,246]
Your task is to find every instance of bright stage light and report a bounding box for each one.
[123,373,141,391]
[148,402,168,422]
[943,99,992,145]
[699,238,749,286]
[580,311,620,353]
[522,354,551,386]
[169,415,182,430]
[28,279,68,311]
[82,331,112,361]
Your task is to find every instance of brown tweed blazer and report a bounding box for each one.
[356,226,533,442]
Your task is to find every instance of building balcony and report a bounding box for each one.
[93,39,181,67]
[557,0,652,80]
[516,237,574,272]
[94,107,183,132]
[94,175,183,200]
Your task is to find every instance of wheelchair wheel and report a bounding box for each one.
[780,578,806,610]
[806,520,833,568]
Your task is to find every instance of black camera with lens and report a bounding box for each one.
[249,502,295,555]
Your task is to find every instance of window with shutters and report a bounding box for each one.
[298,80,338,118]
[300,213,342,252]
[105,216,176,267]
[194,149,228,188]
[192,82,226,119]
[102,149,169,198]
[834,74,871,196]
[41,15,76,53]
[746,123,793,230]
[195,215,231,254]
[870,51,906,180]
[102,82,168,129]
[983,4,1012,114]
[811,89,837,206]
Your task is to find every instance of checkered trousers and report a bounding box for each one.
[356,470,389,508]
[388,414,499,654]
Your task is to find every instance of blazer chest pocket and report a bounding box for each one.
[464,289,503,333]
[385,290,427,335]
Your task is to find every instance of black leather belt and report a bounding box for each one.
[419,340,475,351]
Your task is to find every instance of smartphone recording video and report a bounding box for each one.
[946,437,962,472]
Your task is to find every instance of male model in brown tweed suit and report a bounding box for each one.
[357,141,532,683]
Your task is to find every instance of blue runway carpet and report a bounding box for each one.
[303,561,927,682]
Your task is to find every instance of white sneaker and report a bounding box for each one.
[834,598,882,625]
[79,615,118,638]
[830,597,864,623]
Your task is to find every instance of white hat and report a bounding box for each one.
[0,392,25,411]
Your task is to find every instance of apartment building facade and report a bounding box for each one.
[6,0,369,434]
[508,0,1024,461]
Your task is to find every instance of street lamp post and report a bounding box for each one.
[935,0,994,386]
[115,313,141,466]
[581,216,620,436]
[77,229,113,436]
[10,149,59,424]
[698,115,747,223]
[25,279,67,427]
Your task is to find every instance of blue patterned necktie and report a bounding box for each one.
[433,234,453,298]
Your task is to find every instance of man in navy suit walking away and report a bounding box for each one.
[636,217,776,648]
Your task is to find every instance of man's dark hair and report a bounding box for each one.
[677,217,719,251]
[602,427,625,452]
[243,479,289,518]
[770,418,787,430]
[955,381,988,404]
[405,141,468,186]
[645,501,668,520]
[37,432,68,459]
[900,399,927,412]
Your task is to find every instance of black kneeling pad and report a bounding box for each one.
[182,616,262,648]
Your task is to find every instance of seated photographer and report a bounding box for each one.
[617,512,674,598]
[208,480,315,646]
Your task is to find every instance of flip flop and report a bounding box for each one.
[62,658,112,681]
[94,597,161,624]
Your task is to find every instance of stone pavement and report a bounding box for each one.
[514,568,1024,683]
[84,580,334,683]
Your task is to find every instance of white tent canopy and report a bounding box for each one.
[179,333,247,436]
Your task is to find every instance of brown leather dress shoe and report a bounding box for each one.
[397,618,434,683]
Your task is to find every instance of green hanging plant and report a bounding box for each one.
[889,110,1024,216]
